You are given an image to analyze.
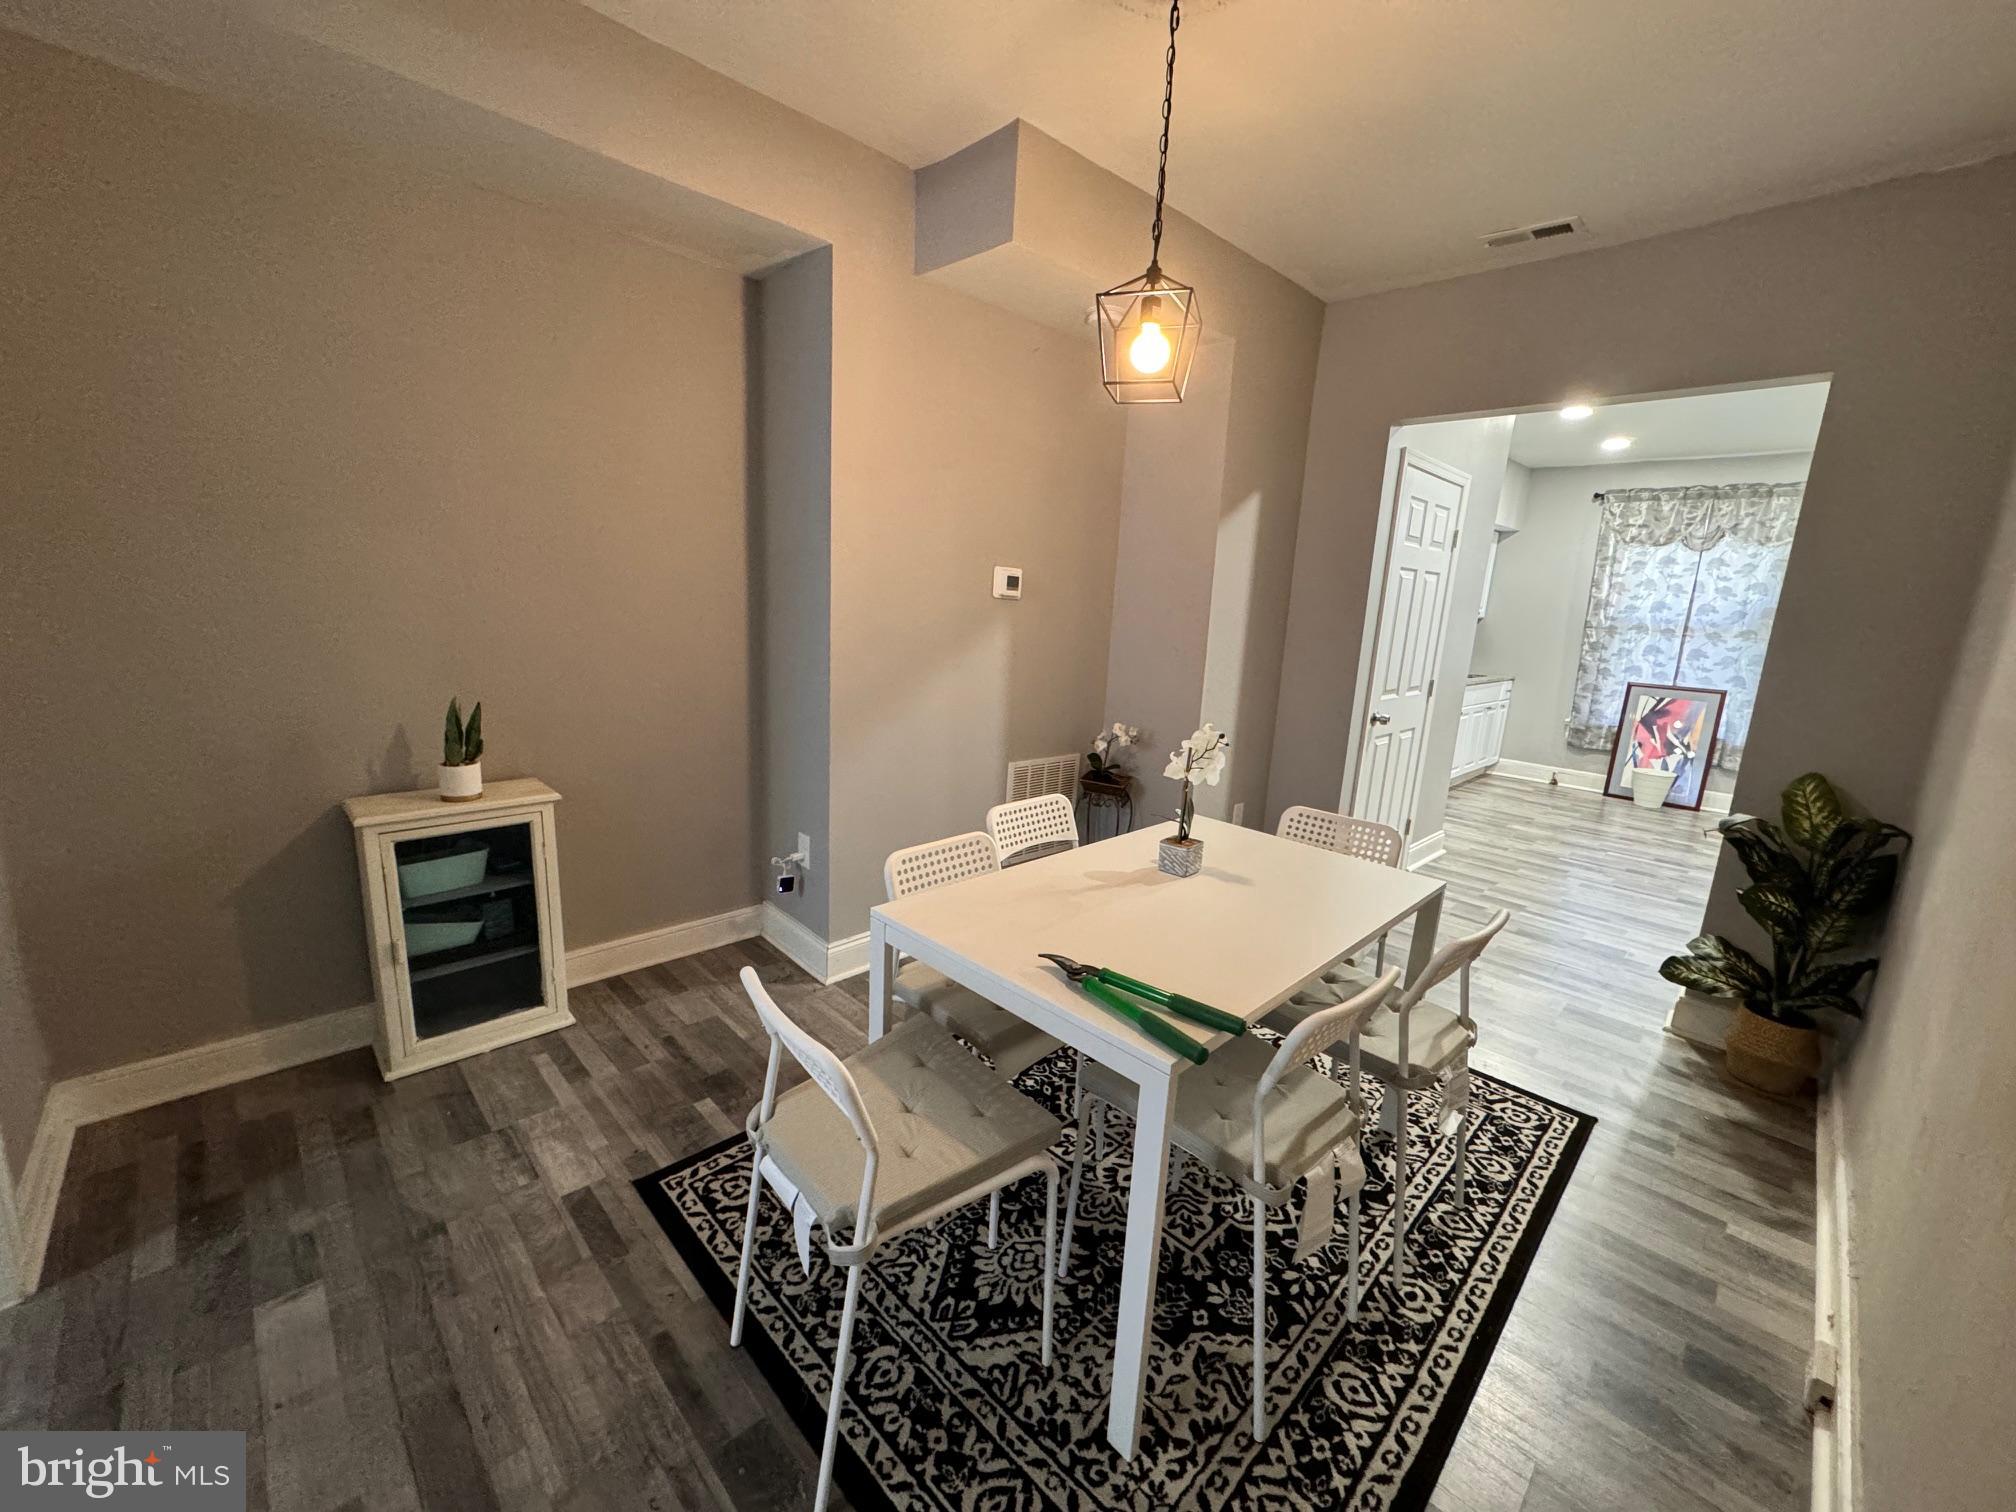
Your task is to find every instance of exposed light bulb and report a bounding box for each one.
[1558,404,1594,421]
[1129,320,1173,375]
[1600,435,1634,452]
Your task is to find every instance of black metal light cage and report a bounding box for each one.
[1098,0,1202,404]
[1097,271,1202,403]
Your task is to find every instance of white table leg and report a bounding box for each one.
[867,918,897,1042]
[1106,1068,1174,1458]
[1404,889,1444,989]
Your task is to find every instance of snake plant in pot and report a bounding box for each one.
[438,697,484,801]
[1659,772,1908,1094]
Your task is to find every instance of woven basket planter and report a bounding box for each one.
[1724,1004,1820,1096]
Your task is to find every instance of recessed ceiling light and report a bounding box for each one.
[1600,435,1634,452]
[1558,404,1594,421]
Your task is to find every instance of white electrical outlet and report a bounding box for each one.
[992,565,1023,600]
[797,832,812,869]
[1232,801,1246,826]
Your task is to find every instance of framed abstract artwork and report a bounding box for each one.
[1602,683,1726,810]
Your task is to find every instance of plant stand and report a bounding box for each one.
[1077,774,1134,841]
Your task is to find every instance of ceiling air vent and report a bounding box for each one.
[1480,215,1588,250]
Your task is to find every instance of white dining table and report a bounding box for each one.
[865,814,1446,1458]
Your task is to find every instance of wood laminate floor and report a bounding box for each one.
[0,775,1814,1512]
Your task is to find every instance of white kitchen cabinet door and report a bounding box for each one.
[1451,680,1514,781]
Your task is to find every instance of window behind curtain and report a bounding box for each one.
[1565,483,1803,771]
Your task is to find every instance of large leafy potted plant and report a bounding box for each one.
[1659,772,1908,1094]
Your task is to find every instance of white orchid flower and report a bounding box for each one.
[1163,750,1189,781]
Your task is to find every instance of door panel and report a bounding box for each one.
[1355,450,1470,834]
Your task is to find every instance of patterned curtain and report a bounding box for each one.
[1564,483,1802,770]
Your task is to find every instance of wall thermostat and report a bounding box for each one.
[993,565,1023,600]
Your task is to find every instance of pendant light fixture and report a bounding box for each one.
[1096,0,1202,403]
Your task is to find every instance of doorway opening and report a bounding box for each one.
[1346,377,1831,1019]
[1350,380,1828,856]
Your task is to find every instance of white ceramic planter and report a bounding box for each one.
[438,761,483,802]
[1629,766,1677,810]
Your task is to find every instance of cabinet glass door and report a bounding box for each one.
[390,819,547,1040]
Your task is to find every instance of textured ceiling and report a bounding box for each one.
[583,0,2016,299]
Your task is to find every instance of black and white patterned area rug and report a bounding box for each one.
[635,1053,1591,1512]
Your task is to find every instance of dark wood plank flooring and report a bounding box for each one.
[0,775,1813,1511]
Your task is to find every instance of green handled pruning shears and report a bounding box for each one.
[1038,953,1244,1066]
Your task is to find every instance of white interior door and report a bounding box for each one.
[1355,449,1468,837]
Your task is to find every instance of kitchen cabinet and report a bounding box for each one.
[1452,678,1513,782]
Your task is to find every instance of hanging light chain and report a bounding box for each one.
[1147,0,1181,278]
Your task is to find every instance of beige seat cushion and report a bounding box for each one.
[761,1016,1063,1236]
[1083,1035,1363,1196]
[1267,973,1472,1085]
[895,963,1060,1080]
[1358,1004,1471,1084]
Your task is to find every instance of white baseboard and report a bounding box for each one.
[60,1004,377,1130]
[1488,758,1733,816]
[11,1100,71,1307]
[823,930,870,982]
[567,905,762,985]
[1664,988,1735,1048]
[0,1141,22,1309]
[760,903,868,984]
[1406,829,1447,869]
[1810,1083,1855,1512]
[10,901,767,1297]
[1492,757,1605,793]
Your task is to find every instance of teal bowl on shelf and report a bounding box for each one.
[398,844,489,900]
[404,913,485,955]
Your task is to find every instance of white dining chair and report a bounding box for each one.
[885,832,1067,1245]
[884,833,1063,1081]
[730,966,1063,1512]
[1277,803,1405,866]
[985,791,1080,866]
[1271,910,1510,1283]
[1277,804,1406,974]
[1063,969,1397,1440]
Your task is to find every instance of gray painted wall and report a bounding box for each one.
[0,36,756,1074]
[1104,350,1235,823]
[1840,453,2016,1509]
[752,250,835,937]
[1270,154,2016,892]
[0,845,50,1188]
[1471,451,1815,799]
[1269,153,2016,1511]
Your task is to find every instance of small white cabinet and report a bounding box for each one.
[344,778,572,1079]
[1452,678,1513,782]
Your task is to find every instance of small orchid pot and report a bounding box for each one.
[1158,722,1229,878]
[1157,834,1204,878]
[438,696,485,803]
